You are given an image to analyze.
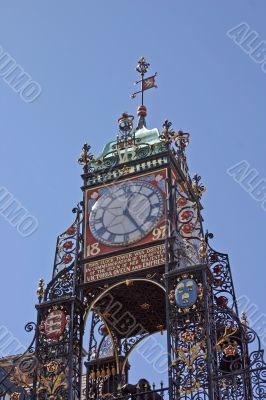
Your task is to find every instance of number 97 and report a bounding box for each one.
[152,226,166,241]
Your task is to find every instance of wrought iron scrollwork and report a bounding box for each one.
[206,233,238,313]
[87,312,102,361]
[35,299,84,400]
[167,267,212,399]
[96,141,164,172]
[159,120,190,178]
[44,203,83,302]
[176,188,203,243]
[169,178,203,268]
[52,205,83,279]
[249,350,266,399]
[98,335,114,359]
[44,265,75,301]
[0,322,37,399]
[214,309,266,399]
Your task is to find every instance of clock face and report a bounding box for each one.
[89,180,164,246]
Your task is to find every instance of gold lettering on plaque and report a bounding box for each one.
[84,244,165,283]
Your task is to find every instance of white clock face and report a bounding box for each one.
[89,180,164,246]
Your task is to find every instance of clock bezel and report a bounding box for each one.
[89,179,165,247]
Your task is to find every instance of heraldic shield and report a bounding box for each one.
[174,278,198,308]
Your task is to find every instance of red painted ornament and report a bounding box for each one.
[223,344,237,357]
[214,278,224,287]
[66,226,76,235]
[216,296,228,308]
[181,223,193,234]
[63,241,74,250]
[99,325,108,336]
[62,254,73,264]
[213,265,223,275]
[177,197,187,207]
[210,253,218,262]
[180,210,193,221]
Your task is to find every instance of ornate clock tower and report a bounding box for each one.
[3,58,266,400]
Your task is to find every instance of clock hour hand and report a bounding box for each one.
[123,207,144,232]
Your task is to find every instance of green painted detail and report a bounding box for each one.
[101,127,160,157]
[90,126,167,170]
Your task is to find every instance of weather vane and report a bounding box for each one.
[131,57,157,105]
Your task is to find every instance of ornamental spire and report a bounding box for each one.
[131,57,157,129]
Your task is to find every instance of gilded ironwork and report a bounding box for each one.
[37,362,67,400]
[192,174,206,199]
[78,143,96,173]
[117,112,134,136]
[37,278,45,303]
[199,237,208,259]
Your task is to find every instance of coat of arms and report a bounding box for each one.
[175,278,198,308]
[43,308,67,340]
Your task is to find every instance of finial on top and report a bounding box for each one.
[131,57,157,128]
[135,57,150,75]
[78,143,95,173]
[241,311,249,327]
[37,278,44,303]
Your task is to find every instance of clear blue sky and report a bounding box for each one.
[0,0,265,386]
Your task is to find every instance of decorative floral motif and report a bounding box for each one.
[10,392,20,400]
[177,197,188,207]
[176,183,203,249]
[181,331,195,343]
[216,296,228,308]
[63,241,73,250]
[223,344,237,357]
[62,254,73,264]
[213,264,223,275]
[37,370,68,400]
[65,226,76,235]
[180,210,193,221]
[181,223,194,234]
[46,361,59,373]
[172,340,207,382]
[140,303,151,310]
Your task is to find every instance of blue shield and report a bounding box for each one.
[174,279,198,308]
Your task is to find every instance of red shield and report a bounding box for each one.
[44,309,67,339]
